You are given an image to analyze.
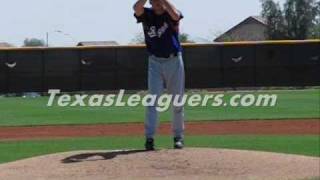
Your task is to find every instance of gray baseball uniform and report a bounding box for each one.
[135,7,185,139]
[145,54,185,138]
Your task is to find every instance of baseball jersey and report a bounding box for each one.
[134,8,183,58]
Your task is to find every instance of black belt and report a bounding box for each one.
[152,52,178,58]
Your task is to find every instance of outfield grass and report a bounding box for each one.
[0,135,318,164]
[0,89,319,126]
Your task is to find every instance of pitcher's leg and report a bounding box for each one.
[145,57,164,139]
[164,55,185,139]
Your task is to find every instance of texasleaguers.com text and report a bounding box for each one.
[47,90,278,112]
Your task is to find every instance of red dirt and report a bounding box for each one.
[0,119,319,141]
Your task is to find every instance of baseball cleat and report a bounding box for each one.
[145,138,155,151]
[174,137,184,149]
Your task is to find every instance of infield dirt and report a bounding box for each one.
[0,119,319,140]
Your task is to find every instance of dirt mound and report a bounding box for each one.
[0,148,319,180]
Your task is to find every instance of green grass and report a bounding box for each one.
[0,135,318,164]
[0,89,319,126]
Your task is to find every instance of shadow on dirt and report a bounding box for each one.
[62,150,147,164]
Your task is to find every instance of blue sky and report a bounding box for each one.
[0,0,285,46]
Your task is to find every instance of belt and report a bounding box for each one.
[152,52,179,59]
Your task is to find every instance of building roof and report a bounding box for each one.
[0,42,14,47]
[251,16,267,25]
[214,16,267,42]
[77,41,119,46]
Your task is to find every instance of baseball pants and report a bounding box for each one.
[145,53,185,139]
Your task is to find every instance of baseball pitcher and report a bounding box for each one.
[133,0,185,150]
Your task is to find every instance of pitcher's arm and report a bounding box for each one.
[134,0,148,16]
[160,0,181,21]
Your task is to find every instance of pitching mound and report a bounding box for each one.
[0,148,319,180]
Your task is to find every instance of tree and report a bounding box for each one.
[261,0,286,40]
[261,0,320,40]
[309,18,320,38]
[309,1,320,38]
[179,33,195,43]
[23,38,45,47]
[284,0,319,39]
[130,32,145,44]
[131,32,194,44]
